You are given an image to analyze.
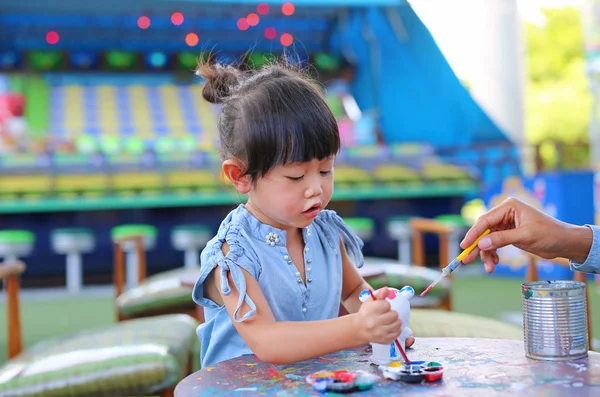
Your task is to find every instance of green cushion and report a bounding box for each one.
[0,314,198,397]
[0,230,35,244]
[117,268,198,317]
[343,218,375,233]
[410,309,522,340]
[111,225,157,241]
[435,214,469,228]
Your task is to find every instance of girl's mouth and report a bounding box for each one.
[302,204,321,218]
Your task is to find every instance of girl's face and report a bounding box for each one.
[245,157,335,233]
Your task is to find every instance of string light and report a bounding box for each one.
[257,3,270,15]
[185,33,199,47]
[138,16,151,29]
[280,33,293,47]
[171,12,184,26]
[237,18,249,31]
[46,31,60,45]
[264,27,277,40]
[246,13,260,27]
[282,3,295,16]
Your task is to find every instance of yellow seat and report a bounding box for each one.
[54,174,109,194]
[0,175,52,195]
[165,170,219,190]
[111,172,162,191]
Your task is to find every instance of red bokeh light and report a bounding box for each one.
[280,33,293,47]
[264,27,277,40]
[237,18,249,31]
[246,13,260,27]
[257,3,270,15]
[138,16,151,29]
[282,3,295,16]
[171,12,184,26]
[46,31,60,45]
[185,33,199,47]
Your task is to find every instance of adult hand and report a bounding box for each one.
[460,198,593,273]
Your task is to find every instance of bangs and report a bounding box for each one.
[240,77,340,178]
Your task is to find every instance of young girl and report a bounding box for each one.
[193,61,414,367]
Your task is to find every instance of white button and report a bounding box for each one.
[283,255,289,260]
[297,279,302,283]
[305,247,310,252]
[306,267,312,272]
[302,307,307,313]
[307,259,312,263]
[295,271,301,277]
[307,278,312,283]
[287,259,293,264]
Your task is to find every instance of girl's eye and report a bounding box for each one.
[287,176,304,181]
[320,170,332,175]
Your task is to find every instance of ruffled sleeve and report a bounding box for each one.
[192,223,260,322]
[313,210,364,268]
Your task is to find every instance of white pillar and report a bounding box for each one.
[65,253,82,294]
[184,249,199,269]
[126,250,139,290]
[468,0,528,172]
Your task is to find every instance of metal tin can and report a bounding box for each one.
[522,280,588,360]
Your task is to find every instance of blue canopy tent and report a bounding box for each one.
[0,0,511,149]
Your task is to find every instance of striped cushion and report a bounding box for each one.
[117,268,199,317]
[0,314,198,397]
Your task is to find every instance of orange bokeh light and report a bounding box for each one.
[138,16,151,29]
[257,3,270,15]
[237,18,249,31]
[246,13,260,27]
[185,33,199,47]
[282,3,295,16]
[171,12,184,26]
[280,33,294,47]
[46,31,60,45]
[264,27,277,40]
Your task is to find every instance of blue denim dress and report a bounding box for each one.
[192,205,364,367]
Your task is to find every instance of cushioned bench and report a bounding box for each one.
[0,261,198,397]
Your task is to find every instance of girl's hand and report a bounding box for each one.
[353,287,402,345]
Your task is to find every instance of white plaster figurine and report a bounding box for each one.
[359,286,414,365]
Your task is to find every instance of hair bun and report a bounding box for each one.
[196,63,241,104]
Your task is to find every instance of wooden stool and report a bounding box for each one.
[409,217,453,310]
[50,228,95,294]
[171,225,211,269]
[387,216,414,264]
[111,224,157,290]
[0,230,34,263]
[343,217,375,241]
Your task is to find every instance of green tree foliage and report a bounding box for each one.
[525,7,591,169]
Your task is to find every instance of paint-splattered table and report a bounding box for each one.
[175,337,600,396]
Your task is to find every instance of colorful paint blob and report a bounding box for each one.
[379,360,445,384]
[306,370,378,393]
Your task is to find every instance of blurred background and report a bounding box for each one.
[1,0,600,388]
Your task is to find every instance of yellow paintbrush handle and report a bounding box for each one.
[456,229,491,261]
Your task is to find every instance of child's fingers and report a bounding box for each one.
[374,287,389,301]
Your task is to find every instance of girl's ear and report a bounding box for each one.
[222,159,251,194]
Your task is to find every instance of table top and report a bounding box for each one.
[175,337,600,397]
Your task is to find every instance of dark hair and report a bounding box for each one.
[196,60,340,180]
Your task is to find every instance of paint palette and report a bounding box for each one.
[305,370,379,393]
[379,360,445,384]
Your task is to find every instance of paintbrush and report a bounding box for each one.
[368,289,411,365]
[420,228,491,297]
